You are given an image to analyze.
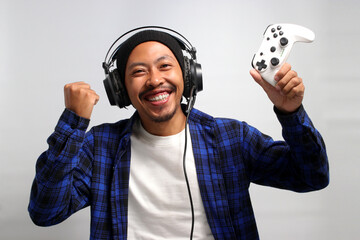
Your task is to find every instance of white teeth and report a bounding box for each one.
[149,93,169,102]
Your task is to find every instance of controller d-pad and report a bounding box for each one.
[256,60,267,71]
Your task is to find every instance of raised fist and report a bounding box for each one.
[64,82,100,119]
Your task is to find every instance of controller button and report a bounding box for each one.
[267,37,270,41]
[271,57,280,66]
[277,25,282,30]
[271,28,276,33]
[256,60,267,71]
[270,47,276,52]
[279,31,284,36]
[280,37,288,46]
[273,33,278,38]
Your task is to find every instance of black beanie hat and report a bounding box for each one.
[114,30,185,83]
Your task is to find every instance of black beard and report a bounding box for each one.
[150,105,177,123]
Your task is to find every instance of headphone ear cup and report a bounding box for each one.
[183,57,191,99]
[183,56,203,99]
[193,61,203,93]
[103,73,117,106]
[103,69,131,108]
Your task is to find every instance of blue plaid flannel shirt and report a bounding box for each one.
[29,105,329,239]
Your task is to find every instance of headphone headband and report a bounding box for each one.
[104,26,197,66]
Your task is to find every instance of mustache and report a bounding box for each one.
[139,84,176,99]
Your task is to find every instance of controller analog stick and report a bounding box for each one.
[271,57,280,66]
[280,37,289,47]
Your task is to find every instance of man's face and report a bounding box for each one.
[124,41,184,126]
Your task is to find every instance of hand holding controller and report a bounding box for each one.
[251,23,315,86]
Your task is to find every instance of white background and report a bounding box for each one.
[1,0,359,239]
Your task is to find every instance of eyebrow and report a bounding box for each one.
[127,62,147,70]
[154,54,175,64]
[127,54,176,70]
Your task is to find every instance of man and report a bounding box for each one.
[28,29,329,239]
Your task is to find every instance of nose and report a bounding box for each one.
[146,68,164,88]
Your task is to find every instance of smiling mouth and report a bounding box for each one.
[141,85,175,104]
[147,92,170,102]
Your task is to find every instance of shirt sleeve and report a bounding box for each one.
[28,109,94,226]
[246,105,329,192]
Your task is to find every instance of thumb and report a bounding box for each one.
[249,69,275,92]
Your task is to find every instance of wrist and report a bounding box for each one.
[274,105,302,115]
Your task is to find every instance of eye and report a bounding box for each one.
[160,62,172,70]
[131,68,146,76]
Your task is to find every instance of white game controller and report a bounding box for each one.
[251,23,315,86]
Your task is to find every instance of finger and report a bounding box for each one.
[285,82,305,99]
[276,70,298,91]
[250,69,262,83]
[275,63,292,82]
[64,81,85,89]
[64,83,98,103]
[94,93,100,105]
[64,82,91,91]
[81,88,99,103]
[250,69,274,92]
[84,88,100,105]
[281,76,302,95]
[77,81,93,88]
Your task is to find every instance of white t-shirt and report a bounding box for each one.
[127,120,214,240]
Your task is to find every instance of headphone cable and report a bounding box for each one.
[183,86,197,240]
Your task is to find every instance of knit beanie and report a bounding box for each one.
[114,30,185,82]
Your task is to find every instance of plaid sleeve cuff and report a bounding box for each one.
[274,104,322,150]
[55,109,90,141]
[274,104,308,129]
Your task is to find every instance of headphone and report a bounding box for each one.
[102,26,203,109]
